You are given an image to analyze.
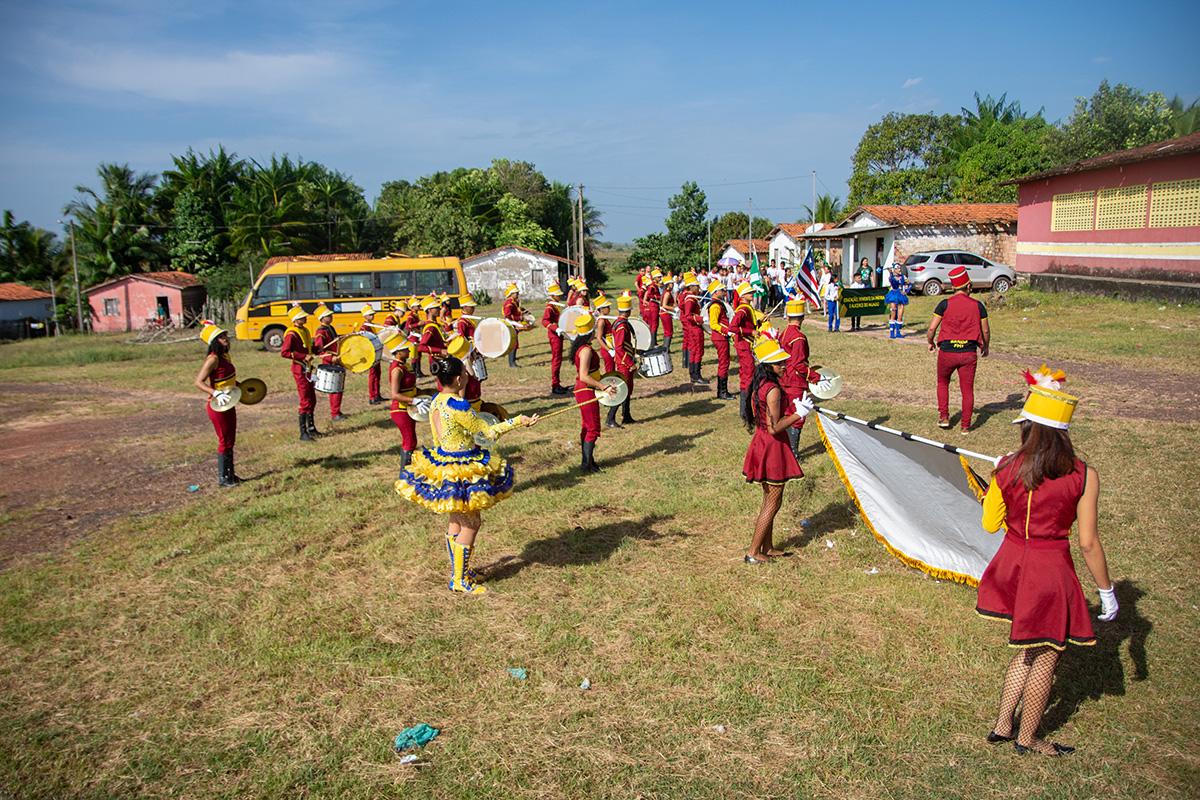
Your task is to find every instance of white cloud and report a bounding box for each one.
[902,77,923,89]
[1092,55,1111,64]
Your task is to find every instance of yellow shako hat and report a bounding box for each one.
[1015,365,1077,429]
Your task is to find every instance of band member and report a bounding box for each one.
[570,311,618,472]
[926,266,989,433]
[280,306,318,441]
[418,295,448,365]
[975,370,1117,755]
[394,355,539,595]
[386,334,418,478]
[741,338,815,564]
[381,302,401,330]
[502,283,523,367]
[356,305,384,404]
[542,282,570,395]
[659,271,676,361]
[778,300,819,457]
[401,299,425,376]
[195,321,241,487]
[680,273,707,385]
[446,335,484,410]
[608,292,638,428]
[706,281,735,400]
[886,265,911,339]
[643,269,662,347]
[311,305,347,422]
[677,274,692,367]
[593,292,616,373]
[453,294,478,341]
[729,281,758,418]
[566,278,582,307]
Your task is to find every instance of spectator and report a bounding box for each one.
[847,272,865,331]
[857,258,873,288]
[816,266,832,318]
[823,275,842,332]
[926,266,989,433]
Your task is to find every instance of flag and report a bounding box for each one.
[748,246,765,297]
[788,247,821,306]
[815,412,1001,585]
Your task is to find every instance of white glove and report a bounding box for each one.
[556,328,565,337]
[212,390,231,405]
[1097,586,1118,622]
[793,394,815,418]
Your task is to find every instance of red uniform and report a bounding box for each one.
[935,293,988,430]
[642,282,661,339]
[611,316,637,397]
[417,319,446,360]
[729,302,757,392]
[452,315,475,342]
[681,292,704,362]
[596,316,615,373]
[312,323,343,418]
[502,296,523,355]
[402,309,424,372]
[573,344,602,443]
[659,285,676,340]
[280,324,315,414]
[778,324,816,429]
[206,354,237,453]
[542,301,564,389]
[742,380,803,484]
[707,300,731,379]
[357,319,382,401]
[388,359,418,452]
[975,457,1096,650]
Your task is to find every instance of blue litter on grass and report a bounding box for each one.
[507,667,528,680]
[394,723,439,751]
[187,485,201,493]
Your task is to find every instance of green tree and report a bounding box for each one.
[494,194,555,250]
[625,232,672,272]
[708,212,773,258]
[953,118,1053,202]
[0,211,66,287]
[1046,81,1174,165]
[663,181,708,270]
[64,163,165,284]
[226,155,318,260]
[801,195,844,224]
[1167,95,1200,137]
[847,112,957,206]
[303,165,371,252]
[166,188,220,274]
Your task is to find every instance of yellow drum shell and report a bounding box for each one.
[339,332,383,373]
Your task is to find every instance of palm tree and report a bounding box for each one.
[803,194,844,224]
[226,156,317,260]
[64,163,165,283]
[1168,95,1200,137]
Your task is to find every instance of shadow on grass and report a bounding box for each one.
[971,391,1025,428]
[777,499,858,550]
[531,429,714,493]
[481,512,681,580]
[637,397,724,424]
[1042,580,1152,735]
[292,453,376,470]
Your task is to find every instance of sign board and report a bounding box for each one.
[840,288,888,317]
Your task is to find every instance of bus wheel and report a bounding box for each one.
[262,326,286,351]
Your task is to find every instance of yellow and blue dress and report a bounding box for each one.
[395,393,519,513]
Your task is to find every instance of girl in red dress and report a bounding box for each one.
[386,334,418,478]
[568,311,617,473]
[740,338,815,564]
[194,322,241,487]
[975,372,1117,756]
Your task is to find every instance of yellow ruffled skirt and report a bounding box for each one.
[394,445,514,513]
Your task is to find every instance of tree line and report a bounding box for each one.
[0,154,603,325]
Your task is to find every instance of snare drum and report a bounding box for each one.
[629,318,652,351]
[314,363,346,394]
[473,318,514,359]
[637,346,672,379]
[471,355,488,382]
[338,332,383,373]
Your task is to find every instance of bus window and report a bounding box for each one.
[253,275,288,304]
[292,273,331,299]
[376,270,414,295]
[415,269,457,296]
[333,272,373,297]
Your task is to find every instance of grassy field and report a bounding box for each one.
[0,287,1197,798]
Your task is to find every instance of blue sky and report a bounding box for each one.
[1,0,1198,243]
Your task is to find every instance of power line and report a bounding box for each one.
[589,173,816,191]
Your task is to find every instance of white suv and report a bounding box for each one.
[902,251,1017,296]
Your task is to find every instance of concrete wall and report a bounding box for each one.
[0,298,54,322]
[894,225,1016,267]
[462,250,563,301]
[768,232,802,267]
[87,279,203,332]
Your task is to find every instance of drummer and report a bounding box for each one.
[312,305,347,422]
[680,272,707,386]
[642,269,662,348]
[194,320,242,487]
[593,292,616,373]
[386,333,418,477]
[570,311,618,472]
[541,282,570,396]
[417,295,448,367]
[778,299,819,458]
[401,299,425,376]
[706,281,736,401]
[381,302,401,330]
[502,283,523,368]
[358,305,385,405]
[280,306,318,441]
[566,278,581,307]
[608,292,638,428]
[453,293,478,341]
[659,271,677,361]
[729,281,759,418]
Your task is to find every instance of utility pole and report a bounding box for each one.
[61,219,84,333]
[706,216,711,270]
[577,183,585,284]
[569,196,576,277]
[812,170,817,224]
[48,276,57,337]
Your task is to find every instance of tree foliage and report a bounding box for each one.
[1,211,66,287]
[1045,81,1174,165]
[801,195,843,224]
[64,163,165,285]
[847,112,957,206]
[709,212,773,258]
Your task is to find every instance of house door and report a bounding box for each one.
[530,267,544,295]
[156,296,170,323]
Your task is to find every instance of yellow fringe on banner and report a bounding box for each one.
[959,455,989,501]
[815,415,980,588]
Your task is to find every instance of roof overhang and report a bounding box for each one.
[801,224,896,238]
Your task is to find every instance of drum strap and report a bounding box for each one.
[284,325,312,352]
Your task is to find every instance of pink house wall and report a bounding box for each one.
[88,279,186,333]
[1015,152,1200,277]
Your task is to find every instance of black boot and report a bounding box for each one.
[582,440,601,473]
[217,453,235,487]
[692,361,709,386]
[663,336,672,365]
[579,440,589,471]
[398,449,413,479]
[225,449,242,485]
[305,412,321,437]
[621,395,636,424]
[787,427,801,458]
[299,414,313,441]
[605,404,622,429]
[551,384,570,396]
[508,351,517,368]
[717,376,735,400]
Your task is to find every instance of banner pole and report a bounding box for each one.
[816,407,1000,465]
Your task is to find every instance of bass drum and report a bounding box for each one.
[558,305,589,340]
[473,317,514,359]
[629,318,652,351]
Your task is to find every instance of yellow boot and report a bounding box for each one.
[447,537,487,595]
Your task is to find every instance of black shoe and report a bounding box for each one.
[551,385,570,396]
[369,397,384,405]
[304,412,321,437]
[582,441,602,472]
[605,406,622,429]
[217,453,237,487]
[331,413,348,422]
[1014,741,1074,756]
[225,450,242,485]
[299,414,314,441]
[986,731,1015,744]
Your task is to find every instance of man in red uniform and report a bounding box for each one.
[593,293,615,373]
[728,280,758,416]
[541,282,570,395]
[706,281,735,400]
[453,293,477,341]
[643,268,662,348]
[926,266,990,434]
[658,271,676,363]
[502,283,524,367]
[400,299,424,376]
[680,272,707,386]
[358,304,384,404]
[386,334,418,477]
[417,295,448,364]
[608,291,638,427]
[311,305,348,422]
[280,306,318,441]
[778,300,818,456]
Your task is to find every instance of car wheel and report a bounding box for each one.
[263,326,286,351]
[922,280,944,297]
[992,276,1012,294]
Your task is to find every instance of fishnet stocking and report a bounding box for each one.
[993,646,1060,751]
[749,484,784,558]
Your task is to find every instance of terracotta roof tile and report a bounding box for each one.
[722,238,772,256]
[769,223,810,238]
[1008,131,1200,184]
[859,204,1017,226]
[140,270,204,288]
[0,282,52,301]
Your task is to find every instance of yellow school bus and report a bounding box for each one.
[234,254,467,349]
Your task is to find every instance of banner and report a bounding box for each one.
[815,412,1001,586]
[839,288,888,317]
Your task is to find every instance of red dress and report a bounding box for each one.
[742,380,803,484]
[975,457,1096,650]
[573,344,601,443]
[205,354,237,453]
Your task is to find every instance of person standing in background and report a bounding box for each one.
[358,305,384,405]
[846,274,865,332]
[926,266,989,434]
[823,275,842,332]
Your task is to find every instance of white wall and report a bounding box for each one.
[717,245,745,264]
[768,232,801,268]
[462,250,559,301]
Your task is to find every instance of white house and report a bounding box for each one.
[461,246,577,302]
[0,282,55,339]
[717,238,772,265]
[766,224,810,268]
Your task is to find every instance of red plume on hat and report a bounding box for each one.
[1023,364,1067,391]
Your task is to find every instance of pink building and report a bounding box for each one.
[1009,132,1200,281]
[86,271,206,333]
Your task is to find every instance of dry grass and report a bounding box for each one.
[0,287,1197,799]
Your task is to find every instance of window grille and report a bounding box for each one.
[1051,191,1095,232]
[1096,185,1148,230]
[1149,178,1200,228]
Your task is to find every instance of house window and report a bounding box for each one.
[1096,185,1148,230]
[103,298,119,316]
[1050,191,1095,232]
[530,266,543,290]
[1149,178,1200,228]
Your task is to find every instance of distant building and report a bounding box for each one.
[461,246,576,301]
[802,204,1017,282]
[1007,131,1200,284]
[85,271,206,333]
[0,282,55,339]
[717,239,772,266]
[767,223,843,268]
